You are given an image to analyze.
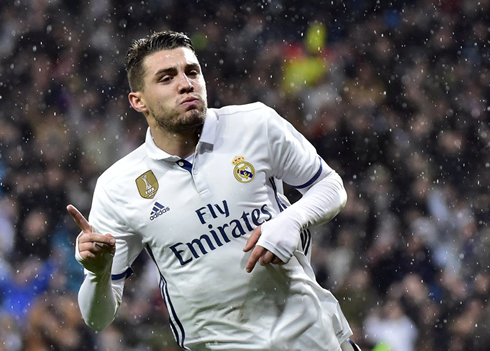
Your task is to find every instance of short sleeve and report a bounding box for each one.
[264,106,331,188]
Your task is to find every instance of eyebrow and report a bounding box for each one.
[153,67,177,80]
[153,63,201,81]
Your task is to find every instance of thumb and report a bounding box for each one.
[66,204,92,233]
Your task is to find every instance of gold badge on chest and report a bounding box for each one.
[136,170,159,199]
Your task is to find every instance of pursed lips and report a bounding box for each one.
[180,96,200,106]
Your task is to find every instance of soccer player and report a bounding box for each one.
[67,31,361,351]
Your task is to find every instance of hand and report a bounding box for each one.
[243,226,283,273]
[66,204,116,275]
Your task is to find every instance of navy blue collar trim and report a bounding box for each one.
[177,159,193,173]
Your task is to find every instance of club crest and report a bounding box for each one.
[136,170,159,199]
[232,156,255,183]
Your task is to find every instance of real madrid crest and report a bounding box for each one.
[136,170,159,199]
[232,156,255,183]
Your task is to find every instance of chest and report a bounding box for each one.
[122,144,277,270]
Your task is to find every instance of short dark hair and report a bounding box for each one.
[125,31,195,92]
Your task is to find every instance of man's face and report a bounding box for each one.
[135,47,207,134]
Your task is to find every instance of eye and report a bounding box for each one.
[160,76,172,83]
[187,70,199,77]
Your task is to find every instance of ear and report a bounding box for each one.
[128,92,148,113]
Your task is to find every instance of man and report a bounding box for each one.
[67,31,361,351]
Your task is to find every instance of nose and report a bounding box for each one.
[178,73,194,93]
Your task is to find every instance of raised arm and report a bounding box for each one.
[67,205,122,331]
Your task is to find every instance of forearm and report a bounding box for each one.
[78,270,122,331]
[258,170,347,262]
[288,170,347,228]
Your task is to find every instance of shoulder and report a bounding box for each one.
[96,144,148,187]
[210,102,281,132]
[211,102,276,118]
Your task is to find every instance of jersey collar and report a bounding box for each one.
[198,109,218,146]
[145,109,218,161]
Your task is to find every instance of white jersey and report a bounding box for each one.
[87,102,352,350]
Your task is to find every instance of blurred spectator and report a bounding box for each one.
[24,293,95,351]
[0,257,54,325]
[365,298,419,351]
[0,197,16,263]
[15,209,51,260]
[0,313,22,351]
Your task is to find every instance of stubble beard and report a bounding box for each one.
[151,103,207,135]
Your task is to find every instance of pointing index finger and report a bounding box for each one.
[66,204,92,233]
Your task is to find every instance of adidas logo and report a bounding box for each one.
[150,201,170,221]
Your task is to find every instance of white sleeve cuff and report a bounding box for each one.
[75,231,84,263]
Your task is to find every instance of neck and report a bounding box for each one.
[150,124,200,158]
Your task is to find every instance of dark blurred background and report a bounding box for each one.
[0,0,489,350]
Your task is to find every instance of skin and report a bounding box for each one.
[129,47,208,158]
[244,227,283,272]
[68,47,280,275]
[66,204,115,275]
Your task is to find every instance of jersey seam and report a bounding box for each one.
[213,102,265,117]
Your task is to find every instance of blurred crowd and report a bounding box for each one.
[0,0,489,350]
